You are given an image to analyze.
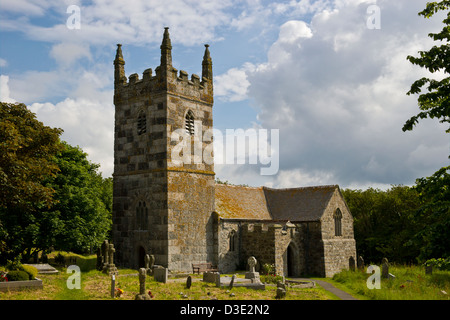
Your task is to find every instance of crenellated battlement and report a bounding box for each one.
[114,28,213,106]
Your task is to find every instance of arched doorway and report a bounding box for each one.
[287,244,295,277]
[138,246,146,268]
[286,242,300,277]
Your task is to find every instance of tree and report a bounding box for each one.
[0,103,112,262]
[0,102,63,263]
[342,186,422,264]
[403,1,450,261]
[43,142,112,254]
[404,1,450,134]
[413,167,450,260]
[0,102,63,211]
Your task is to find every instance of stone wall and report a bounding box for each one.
[112,34,215,272]
[217,220,240,273]
[320,189,357,277]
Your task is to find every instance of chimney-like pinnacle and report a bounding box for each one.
[160,27,172,67]
[202,44,213,81]
[114,44,125,65]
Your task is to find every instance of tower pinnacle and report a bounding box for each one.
[114,44,126,87]
[202,44,213,81]
[160,27,172,67]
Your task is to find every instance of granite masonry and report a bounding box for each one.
[112,28,357,277]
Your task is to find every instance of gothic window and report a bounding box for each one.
[185,110,195,136]
[137,111,146,135]
[136,201,148,230]
[229,230,236,252]
[334,208,342,237]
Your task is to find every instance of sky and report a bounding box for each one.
[0,0,449,190]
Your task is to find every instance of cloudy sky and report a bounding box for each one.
[1,0,449,190]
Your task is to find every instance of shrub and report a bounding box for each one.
[22,265,38,280]
[6,270,29,281]
[54,253,66,265]
[5,259,22,271]
[423,258,450,271]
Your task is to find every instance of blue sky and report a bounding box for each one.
[1,0,449,189]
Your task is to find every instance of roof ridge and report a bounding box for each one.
[262,185,339,192]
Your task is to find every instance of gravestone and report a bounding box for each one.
[229,274,236,289]
[96,248,103,271]
[425,265,433,275]
[215,273,221,287]
[357,256,365,271]
[276,281,286,299]
[153,266,168,283]
[103,243,118,275]
[101,240,109,270]
[245,256,260,282]
[186,275,192,289]
[382,258,389,279]
[203,271,219,283]
[135,268,151,300]
[145,254,155,275]
[349,256,356,271]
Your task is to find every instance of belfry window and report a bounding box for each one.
[185,110,195,136]
[334,208,342,237]
[137,111,146,135]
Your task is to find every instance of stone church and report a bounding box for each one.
[112,28,357,278]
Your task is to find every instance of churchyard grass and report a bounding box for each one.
[322,264,450,300]
[0,264,333,300]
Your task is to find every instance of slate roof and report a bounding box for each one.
[214,184,272,220]
[214,184,339,222]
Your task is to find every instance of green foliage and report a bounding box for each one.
[0,102,63,263]
[0,102,63,210]
[21,265,38,280]
[342,185,422,264]
[404,1,450,134]
[54,253,66,265]
[331,265,450,300]
[261,263,275,275]
[413,167,450,260]
[0,103,113,262]
[43,142,112,253]
[424,258,450,271]
[6,270,29,282]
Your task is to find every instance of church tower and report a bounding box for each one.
[112,28,215,271]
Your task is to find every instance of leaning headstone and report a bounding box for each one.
[186,275,192,289]
[382,258,389,279]
[357,256,365,271]
[153,266,168,283]
[135,268,151,300]
[229,274,236,290]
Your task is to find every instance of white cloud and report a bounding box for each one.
[0,75,16,103]
[50,42,92,66]
[29,95,114,177]
[245,0,450,188]
[215,62,256,102]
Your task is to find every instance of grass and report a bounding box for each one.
[0,270,334,300]
[0,252,333,300]
[323,264,450,300]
